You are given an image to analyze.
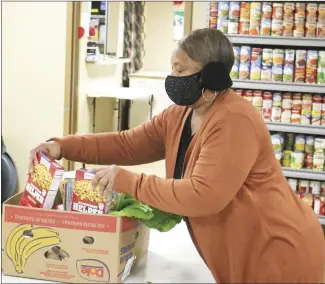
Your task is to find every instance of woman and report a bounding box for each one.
[30,29,325,283]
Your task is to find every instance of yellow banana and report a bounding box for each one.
[6,224,32,269]
[18,236,61,273]
[15,227,58,270]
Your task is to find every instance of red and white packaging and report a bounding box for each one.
[71,169,117,215]
[19,152,64,209]
[314,195,325,216]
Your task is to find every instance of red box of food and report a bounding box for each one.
[71,169,115,215]
[19,152,65,209]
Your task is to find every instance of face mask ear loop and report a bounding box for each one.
[202,88,217,102]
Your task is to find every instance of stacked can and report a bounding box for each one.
[239,2,250,34]
[317,4,325,38]
[305,3,317,37]
[301,94,312,125]
[260,2,272,36]
[271,3,283,36]
[243,89,253,103]
[239,46,251,80]
[312,95,323,125]
[209,2,218,29]
[281,92,292,123]
[291,134,305,169]
[283,2,295,36]
[318,51,325,84]
[306,50,318,84]
[271,133,284,161]
[252,91,263,114]
[272,49,284,82]
[291,93,302,124]
[282,133,295,167]
[304,136,315,169]
[217,2,229,33]
[322,96,325,125]
[235,89,243,97]
[261,48,273,81]
[313,138,325,171]
[249,2,261,35]
[294,50,307,83]
[262,91,273,121]
[228,2,240,34]
[283,49,295,83]
[230,46,240,79]
[271,92,282,122]
[250,48,262,80]
[293,3,306,37]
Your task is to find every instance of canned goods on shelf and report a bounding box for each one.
[250,2,262,20]
[271,106,281,122]
[290,151,304,169]
[305,153,314,169]
[310,181,321,195]
[272,3,283,21]
[249,20,260,35]
[239,20,250,34]
[240,46,251,63]
[281,109,292,123]
[283,21,294,37]
[300,109,311,125]
[313,153,325,171]
[293,23,305,37]
[239,64,250,80]
[229,2,240,20]
[262,49,273,66]
[298,180,310,194]
[318,4,325,23]
[261,65,272,81]
[291,109,301,124]
[314,138,325,152]
[306,3,318,24]
[228,19,239,34]
[317,22,325,38]
[294,3,306,21]
[273,49,284,66]
[288,178,298,191]
[272,92,282,107]
[282,93,292,109]
[305,23,316,38]
[240,2,250,21]
[272,65,283,82]
[260,19,271,36]
[305,136,315,154]
[262,2,272,20]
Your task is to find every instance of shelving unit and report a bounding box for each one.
[207,1,325,224]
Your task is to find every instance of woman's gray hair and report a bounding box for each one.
[178,28,235,73]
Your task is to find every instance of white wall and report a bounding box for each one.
[2,2,69,189]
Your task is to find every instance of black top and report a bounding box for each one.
[173,111,194,179]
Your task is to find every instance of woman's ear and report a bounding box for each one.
[201,62,233,91]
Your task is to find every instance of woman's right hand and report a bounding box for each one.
[29,141,61,174]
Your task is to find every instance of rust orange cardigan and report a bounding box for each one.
[53,90,325,283]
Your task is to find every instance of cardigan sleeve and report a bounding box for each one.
[113,113,259,217]
[49,110,167,166]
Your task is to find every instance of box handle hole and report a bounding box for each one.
[23,230,34,238]
[83,236,94,245]
[44,246,70,261]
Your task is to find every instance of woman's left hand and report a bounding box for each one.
[89,165,120,199]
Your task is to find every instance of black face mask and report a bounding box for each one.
[165,61,233,106]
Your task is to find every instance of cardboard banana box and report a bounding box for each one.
[2,193,150,283]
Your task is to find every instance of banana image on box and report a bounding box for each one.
[6,224,61,273]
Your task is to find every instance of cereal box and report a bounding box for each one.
[71,169,117,215]
[19,152,64,209]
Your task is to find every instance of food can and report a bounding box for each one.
[239,64,250,80]
[282,92,292,109]
[261,65,272,81]
[283,64,294,82]
[305,23,316,38]
[272,3,283,20]
[294,50,307,83]
[228,18,239,34]
[230,64,239,79]
[302,94,313,110]
[240,46,251,63]
[272,65,283,82]
[283,2,294,21]
[312,95,323,125]
[321,96,325,125]
[217,2,229,33]
[305,136,315,154]
[273,49,285,66]
[251,48,262,65]
[239,20,250,34]
[282,150,292,167]
[250,2,262,20]
[262,106,272,121]
[250,64,261,80]
[253,91,263,107]
[304,153,314,169]
[284,49,295,65]
[317,22,325,38]
[209,17,218,29]
[314,195,325,216]
[306,50,318,84]
[314,138,325,153]
[235,89,244,96]
[298,180,310,194]
[240,2,250,21]
[293,22,305,37]
[229,2,240,19]
[317,67,325,84]
[291,109,301,124]
[233,46,241,64]
[271,106,281,122]
[283,134,295,152]
[290,151,304,169]
[321,182,325,196]
[249,20,260,35]
[292,93,302,109]
[243,90,253,102]
[294,134,306,151]
[295,3,306,21]
[301,193,314,208]
[272,92,282,107]
[283,21,294,37]
[281,108,291,123]
[263,91,273,100]
[271,133,284,152]
[288,178,298,191]
[217,17,229,33]
[262,49,273,66]
[310,181,321,195]
[319,4,325,23]
[318,51,325,68]
[313,153,325,171]
[306,3,318,24]
[271,20,283,36]
[262,2,272,19]
[300,109,311,124]
[260,19,271,36]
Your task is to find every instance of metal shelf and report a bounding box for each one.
[267,122,325,136]
[282,168,325,181]
[232,80,325,94]
[318,216,325,226]
[88,40,105,45]
[91,15,106,19]
[227,34,325,48]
